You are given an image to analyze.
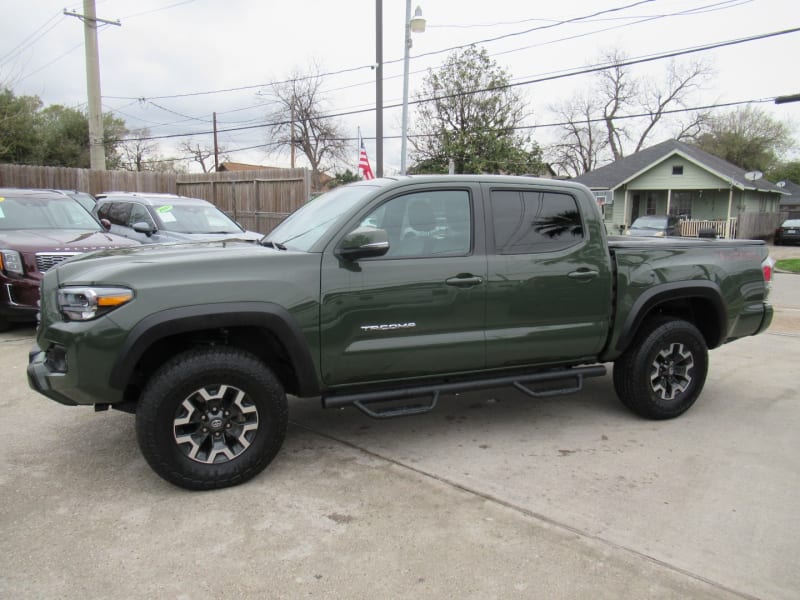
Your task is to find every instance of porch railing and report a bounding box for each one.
[680,219,737,239]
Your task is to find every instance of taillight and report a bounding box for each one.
[762,256,774,298]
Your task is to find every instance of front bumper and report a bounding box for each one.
[27,329,126,407]
[1,279,39,324]
[27,343,78,406]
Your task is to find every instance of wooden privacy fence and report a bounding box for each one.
[0,164,311,234]
[736,212,782,240]
[177,169,310,234]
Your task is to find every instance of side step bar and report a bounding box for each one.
[321,365,607,419]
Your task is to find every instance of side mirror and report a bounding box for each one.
[100,218,111,231]
[132,221,156,237]
[336,226,390,260]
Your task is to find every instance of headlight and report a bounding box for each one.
[57,286,134,321]
[0,249,24,275]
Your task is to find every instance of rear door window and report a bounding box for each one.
[99,202,132,227]
[491,190,584,254]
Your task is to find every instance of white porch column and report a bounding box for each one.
[666,189,672,215]
[622,188,629,231]
[726,187,734,239]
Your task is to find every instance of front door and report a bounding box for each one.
[319,187,487,386]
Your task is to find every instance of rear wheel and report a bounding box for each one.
[136,347,287,490]
[613,318,708,419]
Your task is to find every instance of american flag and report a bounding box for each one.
[358,138,375,180]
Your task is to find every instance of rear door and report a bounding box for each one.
[319,184,487,386]
[483,184,612,368]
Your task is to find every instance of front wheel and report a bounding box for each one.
[136,347,288,490]
[613,318,709,420]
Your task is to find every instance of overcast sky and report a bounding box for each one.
[1,0,798,173]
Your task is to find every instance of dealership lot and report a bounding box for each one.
[1,262,798,599]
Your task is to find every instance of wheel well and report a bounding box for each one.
[636,297,722,349]
[122,326,301,405]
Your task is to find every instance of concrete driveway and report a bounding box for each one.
[1,272,798,599]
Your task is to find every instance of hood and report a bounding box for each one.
[54,239,291,285]
[627,228,663,237]
[0,229,139,253]
[155,230,263,243]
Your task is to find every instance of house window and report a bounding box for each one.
[672,165,684,175]
[669,191,693,219]
[646,193,657,215]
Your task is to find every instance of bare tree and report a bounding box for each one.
[179,138,227,173]
[548,49,712,175]
[548,93,608,178]
[119,128,157,171]
[260,65,349,189]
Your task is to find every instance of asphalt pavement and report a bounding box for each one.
[1,259,798,599]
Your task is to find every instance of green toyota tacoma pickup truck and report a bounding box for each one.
[28,176,774,490]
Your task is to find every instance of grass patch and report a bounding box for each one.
[775,259,800,273]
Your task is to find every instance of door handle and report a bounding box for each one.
[445,275,483,287]
[568,269,599,281]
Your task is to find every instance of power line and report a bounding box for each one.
[0,11,65,68]
[119,26,800,143]
[102,0,662,102]
[106,0,753,127]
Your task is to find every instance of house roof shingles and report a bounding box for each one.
[778,179,800,206]
[572,139,785,194]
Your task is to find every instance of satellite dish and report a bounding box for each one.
[777,180,787,188]
[744,170,763,181]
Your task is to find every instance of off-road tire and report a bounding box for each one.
[613,317,708,420]
[136,347,287,490]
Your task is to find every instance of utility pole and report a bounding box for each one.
[213,112,219,171]
[290,103,296,168]
[375,0,383,177]
[65,1,120,171]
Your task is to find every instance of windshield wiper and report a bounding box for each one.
[261,240,287,250]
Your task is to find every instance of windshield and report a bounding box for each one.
[0,195,102,231]
[631,216,667,230]
[152,203,242,234]
[267,184,378,251]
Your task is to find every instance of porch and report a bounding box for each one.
[679,218,737,239]
[607,188,780,240]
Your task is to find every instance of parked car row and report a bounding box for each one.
[0,187,262,331]
[93,192,262,244]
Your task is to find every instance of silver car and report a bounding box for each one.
[93,192,262,244]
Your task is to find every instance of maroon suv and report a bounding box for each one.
[0,188,139,331]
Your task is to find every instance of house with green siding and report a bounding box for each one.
[571,139,786,239]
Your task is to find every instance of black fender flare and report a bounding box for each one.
[615,281,727,352]
[109,302,320,396]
